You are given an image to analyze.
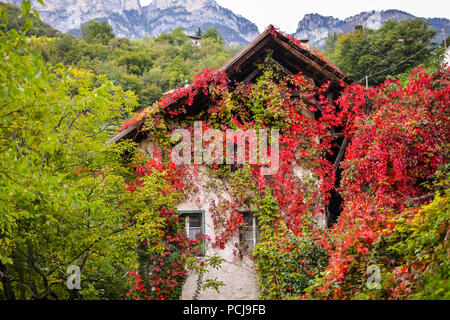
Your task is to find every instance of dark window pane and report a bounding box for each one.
[189,215,202,228]
[243,213,253,226]
[239,212,260,254]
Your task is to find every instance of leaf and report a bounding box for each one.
[0,255,13,265]
[21,1,31,17]
[32,9,40,22]
[21,18,33,33]
[0,7,8,24]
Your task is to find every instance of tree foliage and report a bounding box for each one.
[26,22,239,109]
[81,20,115,45]
[202,27,224,45]
[0,4,142,300]
[324,19,438,85]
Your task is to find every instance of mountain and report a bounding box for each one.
[5,0,145,37]
[142,0,259,44]
[4,2,449,48]
[4,0,259,45]
[293,10,450,47]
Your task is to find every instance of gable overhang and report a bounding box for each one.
[107,26,352,145]
[221,27,352,87]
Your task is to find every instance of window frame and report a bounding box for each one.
[239,212,260,255]
[179,210,205,256]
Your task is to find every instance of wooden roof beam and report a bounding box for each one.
[243,69,261,83]
[221,34,272,76]
[271,37,343,83]
[105,122,141,145]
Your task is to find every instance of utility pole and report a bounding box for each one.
[365,75,368,89]
[443,29,447,48]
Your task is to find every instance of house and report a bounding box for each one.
[108,26,351,300]
[188,34,202,47]
[445,46,450,65]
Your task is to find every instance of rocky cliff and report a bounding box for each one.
[293,10,450,47]
[142,0,259,44]
[4,0,259,45]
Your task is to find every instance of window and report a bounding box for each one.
[239,212,260,254]
[186,215,202,240]
[179,211,205,256]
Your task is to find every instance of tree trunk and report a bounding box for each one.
[0,261,16,300]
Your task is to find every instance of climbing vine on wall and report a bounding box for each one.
[121,39,449,299]
[304,67,450,300]
[121,54,344,299]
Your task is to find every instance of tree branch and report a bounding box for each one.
[0,261,16,300]
[334,138,349,171]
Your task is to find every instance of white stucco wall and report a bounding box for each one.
[139,139,260,299]
[177,194,259,300]
[138,136,325,300]
[445,46,450,65]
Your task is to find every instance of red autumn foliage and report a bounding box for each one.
[306,67,450,299]
[122,32,449,299]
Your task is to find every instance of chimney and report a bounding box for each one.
[300,39,309,50]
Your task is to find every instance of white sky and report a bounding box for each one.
[139,0,450,33]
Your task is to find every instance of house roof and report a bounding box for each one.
[220,26,351,85]
[107,25,352,145]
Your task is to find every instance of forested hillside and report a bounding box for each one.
[1,2,240,110]
[31,26,239,110]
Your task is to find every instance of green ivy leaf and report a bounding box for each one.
[0,6,8,24]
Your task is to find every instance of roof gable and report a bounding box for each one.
[221,25,351,86]
[107,25,352,144]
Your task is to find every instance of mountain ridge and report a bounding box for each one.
[3,2,449,47]
[293,9,450,47]
[4,0,259,45]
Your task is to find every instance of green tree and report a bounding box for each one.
[166,55,190,87]
[156,27,189,46]
[0,8,143,300]
[202,27,224,44]
[81,20,115,45]
[195,27,202,38]
[116,51,153,76]
[323,32,340,60]
[326,19,437,85]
